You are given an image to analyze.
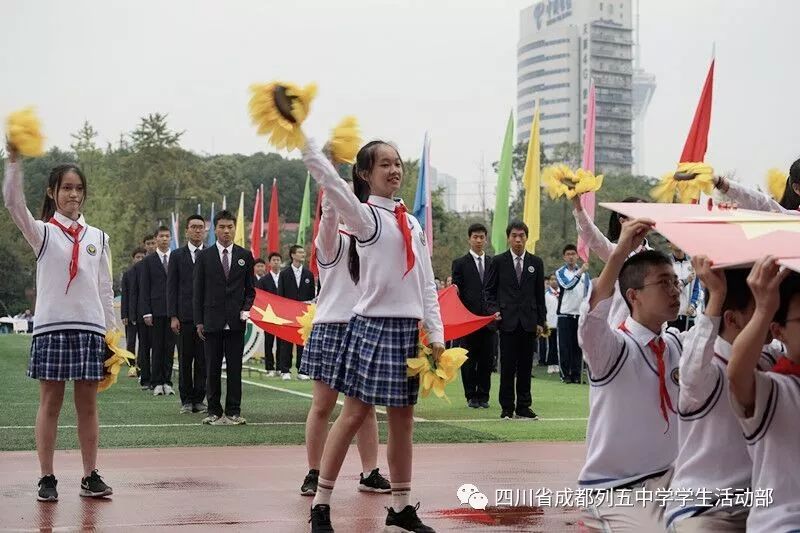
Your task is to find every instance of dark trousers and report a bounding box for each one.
[498,326,536,411]
[558,316,582,382]
[668,315,693,332]
[537,331,559,366]
[278,340,303,374]
[178,322,206,405]
[125,323,138,354]
[263,333,276,371]
[150,317,176,387]
[136,321,152,386]
[460,328,494,403]
[205,329,244,417]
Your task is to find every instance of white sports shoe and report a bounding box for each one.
[281,373,292,381]
[297,374,310,381]
[266,371,276,377]
[153,385,164,396]
[163,384,175,396]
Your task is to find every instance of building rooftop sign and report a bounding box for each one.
[534,0,573,31]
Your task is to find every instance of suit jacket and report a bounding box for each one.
[256,272,279,294]
[485,250,546,333]
[127,260,144,323]
[139,251,170,318]
[167,245,203,323]
[451,253,494,317]
[120,266,135,322]
[193,244,255,332]
[277,265,316,302]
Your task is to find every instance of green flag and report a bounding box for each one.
[491,111,514,253]
[296,172,311,245]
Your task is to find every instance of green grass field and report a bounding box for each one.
[0,335,588,451]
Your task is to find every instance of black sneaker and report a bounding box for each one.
[358,468,391,493]
[384,503,435,533]
[478,401,490,409]
[300,469,319,496]
[515,407,538,420]
[500,409,514,420]
[37,474,58,502]
[309,504,334,532]
[79,470,113,498]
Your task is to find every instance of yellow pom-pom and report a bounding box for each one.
[543,164,575,199]
[329,116,361,164]
[766,168,788,201]
[650,162,714,203]
[296,304,316,345]
[248,81,316,151]
[6,107,45,157]
[98,329,136,392]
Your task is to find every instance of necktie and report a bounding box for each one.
[393,204,415,277]
[48,217,83,294]
[647,336,676,428]
[477,256,484,282]
[515,256,523,283]
[222,249,230,278]
[192,248,197,263]
[162,253,168,272]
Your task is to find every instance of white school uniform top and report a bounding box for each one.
[302,139,443,344]
[313,194,360,324]
[730,371,800,533]
[577,295,681,489]
[544,287,559,328]
[3,161,115,336]
[723,180,800,216]
[666,315,779,526]
[555,264,591,316]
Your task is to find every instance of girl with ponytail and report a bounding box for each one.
[714,157,800,214]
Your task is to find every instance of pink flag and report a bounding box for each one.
[577,82,596,262]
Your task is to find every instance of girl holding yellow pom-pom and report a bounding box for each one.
[302,138,443,533]
[713,158,800,215]
[3,142,115,502]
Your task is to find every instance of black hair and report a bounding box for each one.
[468,223,488,237]
[254,258,266,266]
[712,268,753,335]
[289,244,304,257]
[505,220,529,238]
[778,158,800,210]
[774,271,800,325]
[156,225,170,235]
[142,234,155,243]
[214,209,236,227]
[40,164,87,221]
[562,244,577,255]
[268,252,282,261]
[131,247,147,258]
[347,141,402,284]
[186,214,205,227]
[618,250,674,312]
[608,196,647,243]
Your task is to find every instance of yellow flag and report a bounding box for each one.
[234,191,245,247]
[522,102,541,252]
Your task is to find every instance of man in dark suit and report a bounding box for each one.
[486,220,546,420]
[121,247,146,370]
[168,215,207,415]
[451,223,495,409]
[131,233,156,390]
[256,251,283,375]
[140,226,176,397]
[194,210,255,425]
[277,245,315,380]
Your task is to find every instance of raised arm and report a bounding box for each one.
[714,175,798,215]
[314,192,341,264]
[3,154,45,252]
[302,138,376,241]
[572,196,615,262]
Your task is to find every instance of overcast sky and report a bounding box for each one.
[2,0,798,211]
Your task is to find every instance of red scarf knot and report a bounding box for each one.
[394,203,415,277]
[771,356,800,378]
[49,217,83,294]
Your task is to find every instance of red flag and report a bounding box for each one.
[308,189,324,278]
[680,60,714,163]
[250,289,308,345]
[437,286,496,341]
[267,178,281,254]
[249,187,262,260]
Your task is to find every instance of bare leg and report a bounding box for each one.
[318,396,372,483]
[354,407,379,474]
[36,381,65,476]
[305,380,339,470]
[73,380,99,477]
[386,406,414,509]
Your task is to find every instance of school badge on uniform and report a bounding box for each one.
[304,278,311,284]
[237,258,245,267]
[86,244,98,256]
[527,265,535,273]
[671,367,680,385]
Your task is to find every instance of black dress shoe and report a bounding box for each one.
[515,407,539,420]
[479,401,490,409]
[500,409,514,420]
[467,399,479,408]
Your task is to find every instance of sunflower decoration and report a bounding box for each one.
[650,162,715,204]
[328,116,361,164]
[6,107,45,157]
[407,341,469,402]
[248,81,317,151]
[538,326,552,338]
[297,303,316,345]
[98,329,136,392]
[543,164,604,200]
[766,168,788,202]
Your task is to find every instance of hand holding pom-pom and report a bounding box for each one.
[6,107,45,158]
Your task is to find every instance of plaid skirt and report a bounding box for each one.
[299,322,347,383]
[328,315,420,407]
[28,330,105,381]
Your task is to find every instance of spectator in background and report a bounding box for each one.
[121,247,146,368]
[256,252,283,376]
[445,276,453,288]
[540,274,560,374]
[277,245,315,381]
[668,242,699,332]
[253,258,267,282]
[556,245,591,384]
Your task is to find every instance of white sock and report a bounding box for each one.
[361,467,376,479]
[391,482,411,510]
[313,477,335,507]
